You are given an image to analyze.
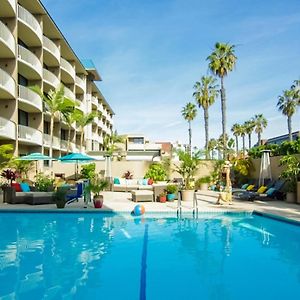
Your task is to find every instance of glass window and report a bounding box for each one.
[18,110,28,126]
[44,121,50,134]
[18,74,28,86]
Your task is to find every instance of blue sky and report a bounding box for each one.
[42,0,300,147]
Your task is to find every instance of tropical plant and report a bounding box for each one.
[207,42,237,158]
[1,169,18,186]
[80,163,96,180]
[193,76,219,158]
[231,156,254,177]
[291,79,300,105]
[34,173,54,192]
[123,171,133,179]
[166,184,178,194]
[144,163,167,182]
[103,131,125,156]
[277,89,298,141]
[217,134,235,158]
[244,119,255,149]
[174,149,202,189]
[253,114,267,146]
[31,84,76,164]
[195,176,211,188]
[240,124,246,155]
[181,102,197,156]
[0,144,14,169]
[207,138,217,159]
[279,155,300,193]
[9,159,34,179]
[74,112,97,151]
[85,175,109,197]
[231,123,241,153]
[54,186,69,208]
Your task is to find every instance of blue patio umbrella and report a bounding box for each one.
[58,153,96,179]
[17,152,53,175]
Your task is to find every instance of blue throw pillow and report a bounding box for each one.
[266,188,275,196]
[241,184,249,189]
[143,179,148,185]
[20,183,30,192]
[138,179,144,185]
[114,178,120,184]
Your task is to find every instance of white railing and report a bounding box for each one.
[61,57,75,79]
[75,75,85,91]
[43,69,59,88]
[19,85,42,111]
[0,68,15,97]
[7,0,16,13]
[0,20,15,55]
[17,4,42,41]
[60,140,68,149]
[98,136,103,144]
[0,116,16,139]
[76,100,85,113]
[43,36,60,62]
[64,86,75,100]
[18,45,42,76]
[44,133,60,148]
[18,125,42,145]
[91,96,98,106]
[98,103,103,112]
[92,116,98,124]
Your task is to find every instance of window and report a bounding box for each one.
[44,121,50,134]
[61,129,67,141]
[18,110,28,126]
[18,74,28,86]
[128,137,144,144]
[18,38,27,48]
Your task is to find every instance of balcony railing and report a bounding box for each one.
[98,103,103,112]
[7,0,16,13]
[0,116,16,140]
[17,4,42,42]
[0,68,15,98]
[64,86,75,100]
[43,69,59,88]
[76,100,85,113]
[61,57,75,79]
[18,85,42,111]
[18,45,42,76]
[18,125,42,145]
[75,75,85,91]
[91,96,98,106]
[60,140,68,150]
[43,36,60,62]
[43,133,60,148]
[0,20,15,55]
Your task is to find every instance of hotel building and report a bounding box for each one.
[0,0,114,158]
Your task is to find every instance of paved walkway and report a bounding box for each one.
[0,191,300,223]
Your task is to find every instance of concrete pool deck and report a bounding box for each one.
[0,190,300,223]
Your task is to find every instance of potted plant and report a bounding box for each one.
[158,191,167,203]
[86,175,109,208]
[195,176,211,191]
[35,173,55,192]
[279,155,300,203]
[1,169,18,203]
[166,184,177,201]
[123,170,133,180]
[174,149,201,201]
[144,163,167,183]
[54,186,68,209]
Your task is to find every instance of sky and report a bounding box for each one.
[42,0,300,148]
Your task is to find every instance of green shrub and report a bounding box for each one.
[80,163,96,180]
[166,184,177,194]
[144,163,167,182]
[35,173,54,192]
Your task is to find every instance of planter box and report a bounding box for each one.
[181,190,194,201]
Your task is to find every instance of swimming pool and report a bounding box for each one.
[0,212,299,299]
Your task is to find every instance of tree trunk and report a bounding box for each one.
[287,116,292,141]
[220,77,226,159]
[248,133,251,149]
[235,135,239,154]
[49,115,54,167]
[204,108,209,159]
[80,127,84,152]
[188,121,192,156]
[258,132,261,146]
[67,126,71,154]
[242,135,245,155]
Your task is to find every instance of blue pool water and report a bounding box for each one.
[0,212,300,299]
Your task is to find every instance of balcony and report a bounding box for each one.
[1,0,16,17]
[75,75,85,93]
[61,57,75,83]
[91,96,98,108]
[17,4,42,46]
[92,115,98,125]
[76,100,85,113]
[18,125,42,145]
[0,116,16,140]
[43,36,60,66]
[127,143,161,151]
[60,140,68,150]
[0,68,15,99]
[18,85,42,112]
[43,133,60,149]
[43,69,59,90]
[64,86,75,100]
[0,20,15,58]
[98,103,103,113]
[18,45,42,79]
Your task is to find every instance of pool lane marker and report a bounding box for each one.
[140,224,149,300]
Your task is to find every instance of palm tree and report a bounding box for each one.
[75,112,97,151]
[193,76,219,158]
[207,138,217,159]
[277,89,298,141]
[244,119,255,149]
[240,124,246,155]
[291,79,300,105]
[181,102,197,156]
[103,131,125,156]
[207,42,237,158]
[253,114,267,145]
[31,84,75,165]
[231,123,241,154]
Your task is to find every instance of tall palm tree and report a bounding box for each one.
[244,119,255,149]
[103,131,125,155]
[181,102,197,156]
[207,138,217,159]
[31,84,75,165]
[291,79,300,105]
[277,89,298,141]
[207,42,237,158]
[193,76,219,158]
[75,112,97,151]
[231,123,241,154]
[240,124,246,155]
[253,114,267,145]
